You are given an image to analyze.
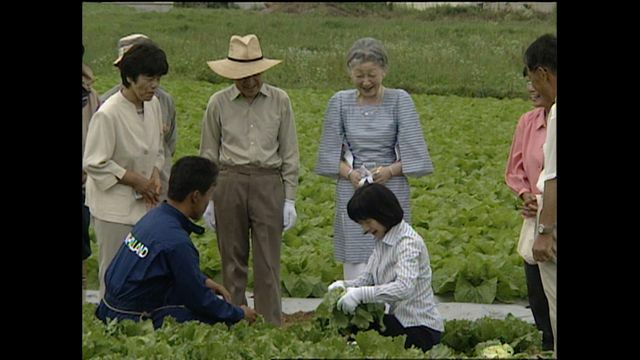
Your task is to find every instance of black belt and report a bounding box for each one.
[102,297,186,321]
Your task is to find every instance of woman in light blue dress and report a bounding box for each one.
[315,37,433,280]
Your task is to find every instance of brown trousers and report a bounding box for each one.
[213,166,284,326]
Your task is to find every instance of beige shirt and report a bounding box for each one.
[200,83,299,200]
[83,90,165,225]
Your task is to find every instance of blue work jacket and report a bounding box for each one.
[95,203,244,328]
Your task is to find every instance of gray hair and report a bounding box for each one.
[346,37,388,71]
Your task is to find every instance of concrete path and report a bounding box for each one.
[85,290,534,323]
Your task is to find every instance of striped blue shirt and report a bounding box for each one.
[344,220,444,331]
[315,89,433,263]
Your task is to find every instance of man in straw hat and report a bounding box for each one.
[199,34,299,326]
[102,34,178,203]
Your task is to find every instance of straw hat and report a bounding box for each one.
[113,34,150,65]
[207,34,282,80]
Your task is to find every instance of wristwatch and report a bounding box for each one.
[537,223,554,235]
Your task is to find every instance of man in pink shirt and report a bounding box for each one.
[504,67,554,351]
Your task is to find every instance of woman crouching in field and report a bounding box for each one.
[328,183,444,352]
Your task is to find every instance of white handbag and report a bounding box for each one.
[517,216,537,265]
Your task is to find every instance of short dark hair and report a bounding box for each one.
[347,183,403,229]
[119,41,169,87]
[168,156,218,201]
[524,34,556,75]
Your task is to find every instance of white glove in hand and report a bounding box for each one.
[358,165,374,187]
[337,287,365,314]
[203,200,216,230]
[283,199,297,231]
[327,280,346,292]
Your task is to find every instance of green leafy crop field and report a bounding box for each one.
[83,3,556,304]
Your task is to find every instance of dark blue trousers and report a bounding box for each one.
[354,313,441,352]
[95,301,236,330]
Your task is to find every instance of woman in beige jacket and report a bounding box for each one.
[83,41,168,301]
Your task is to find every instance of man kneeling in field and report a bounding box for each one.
[95,156,257,328]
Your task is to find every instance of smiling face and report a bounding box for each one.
[527,66,556,106]
[357,218,387,240]
[234,73,263,101]
[526,79,553,111]
[526,80,542,108]
[350,61,385,101]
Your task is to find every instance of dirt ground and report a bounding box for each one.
[282,311,315,327]
[263,2,381,17]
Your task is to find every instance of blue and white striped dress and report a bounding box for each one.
[315,88,433,263]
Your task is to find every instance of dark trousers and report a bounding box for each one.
[82,192,91,295]
[82,193,91,261]
[96,301,235,330]
[362,314,441,352]
[524,262,554,351]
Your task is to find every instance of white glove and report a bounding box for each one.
[203,200,216,230]
[357,165,374,187]
[337,287,365,314]
[327,280,346,292]
[283,199,297,231]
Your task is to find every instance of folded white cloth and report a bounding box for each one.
[357,164,374,187]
